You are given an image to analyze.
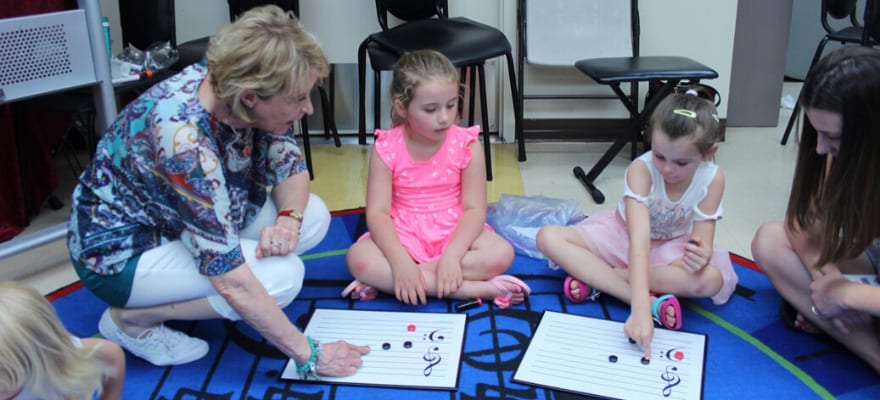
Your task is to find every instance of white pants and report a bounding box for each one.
[125,193,330,320]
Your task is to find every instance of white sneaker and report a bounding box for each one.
[98,308,209,366]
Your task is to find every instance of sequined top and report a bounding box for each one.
[618,151,722,240]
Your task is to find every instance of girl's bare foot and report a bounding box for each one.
[341,280,378,301]
[488,275,531,309]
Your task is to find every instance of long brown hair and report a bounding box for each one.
[787,46,880,267]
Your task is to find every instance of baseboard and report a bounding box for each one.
[309,118,728,143]
[523,118,728,142]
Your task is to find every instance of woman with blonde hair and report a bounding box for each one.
[67,5,368,374]
[0,281,125,400]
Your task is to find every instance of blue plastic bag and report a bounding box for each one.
[486,194,585,259]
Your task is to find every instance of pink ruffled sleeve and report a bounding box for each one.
[456,125,481,170]
[373,126,403,170]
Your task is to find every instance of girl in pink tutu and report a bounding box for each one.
[536,92,737,359]
[344,50,529,307]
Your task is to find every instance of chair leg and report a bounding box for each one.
[318,94,331,140]
[468,66,477,126]
[780,102,800,145]
[782,37,830,145]
[317,85,341,147]
[53,123,83,180]
[629,81,639,160]
[358,39,369,145]
[573,81,677,204]
[478,63,492,181]
[373,70,382,135]
[504,53,525,162]
[458,67,467,121]
[324,65,336,142]
[300,117,314,180]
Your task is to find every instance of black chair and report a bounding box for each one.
[357,0,523,181]
[780,0,879,145]
[119,0,341,179]
[572,0,718,204]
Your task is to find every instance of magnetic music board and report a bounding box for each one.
[513,311,707,399]
[282,309,467,390]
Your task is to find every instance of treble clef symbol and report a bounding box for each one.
[661,365,681,397]
[423,346,442,376]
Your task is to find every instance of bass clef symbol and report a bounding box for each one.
[661,365,681,397]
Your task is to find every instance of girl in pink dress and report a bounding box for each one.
[344,50,529,307]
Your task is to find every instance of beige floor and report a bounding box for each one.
[3,83,803,295]
[309,142,526,212]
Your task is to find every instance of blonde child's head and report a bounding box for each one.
[389,49,460,126]
[0,281,111,399]
[648,92,720,155]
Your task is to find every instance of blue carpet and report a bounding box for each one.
[52,211,880,399]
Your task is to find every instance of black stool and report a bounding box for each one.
[572,56,718,204]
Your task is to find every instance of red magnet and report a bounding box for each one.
[407,324,416,332]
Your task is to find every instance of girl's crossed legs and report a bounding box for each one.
[345,229,527,306]
[537,224,727,329]
[752,221,880,373]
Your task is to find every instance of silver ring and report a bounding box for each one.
[273,241,282,248]
[811,305,821,316]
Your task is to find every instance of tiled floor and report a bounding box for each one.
[4,83,803,295]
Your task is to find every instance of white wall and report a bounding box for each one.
[98,0,229,55]
[174,0,230,44]
[97,0,737,138]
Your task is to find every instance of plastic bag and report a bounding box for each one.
[144,41,179,71]
[486,194,585,260]
[116,43,145,65]
[115,41,179,72]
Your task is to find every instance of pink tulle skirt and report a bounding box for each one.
[570,209,738,305]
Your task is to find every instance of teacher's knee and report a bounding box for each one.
[262,256,305,308]
[297,193,331,253]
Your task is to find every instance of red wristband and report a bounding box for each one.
[277,209,303,223]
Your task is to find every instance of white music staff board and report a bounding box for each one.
[513,311,707,399]
[281,309,467,390]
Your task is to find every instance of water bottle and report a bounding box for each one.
[102,16,111,60]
